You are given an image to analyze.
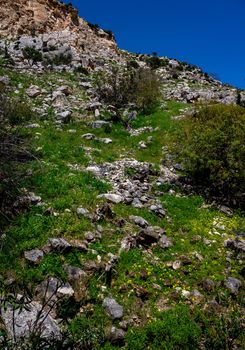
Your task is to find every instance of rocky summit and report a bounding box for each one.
[0,0,244,349]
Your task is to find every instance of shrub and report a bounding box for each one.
[133,68,161,113]
[146,55,168,70]
[22,47,43,64]
[103,29,114,40]
[44,52,73,66]
[171,104,245,208]
[0,92,34,226]
[94,65,161,115]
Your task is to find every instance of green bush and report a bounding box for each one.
[22,47,43,63]
[94,65,161,115]
[171,104,245,207]
[146,55,168,70]
[0,92,34,226]
[44,52,72,66]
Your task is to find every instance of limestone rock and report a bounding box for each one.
[24,249,44,264]
[97,193,123,204]
[1,297,61,341]
[224,277,242,295]
[26,85,42,97]
[43,238,72,253]
[102,297,124,320]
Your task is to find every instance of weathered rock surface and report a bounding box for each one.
[1,297,61,340]
[102,297,124,320]
[24,249,44,264]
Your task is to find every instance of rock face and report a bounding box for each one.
[0,0,119,69]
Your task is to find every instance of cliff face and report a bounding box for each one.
[0,0,118,59]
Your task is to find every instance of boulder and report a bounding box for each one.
[129,215,149,228]
[158,235,173,248]
[102,297,124,320]
[26,85,42,97]
[108,326,125,345]
[24,249,44,264]
[97,193,123,204]
[224,277,242,295]
[43,238,72,253]
[76,207,90,217]
[91,120,111,129]
[1,297,61,341]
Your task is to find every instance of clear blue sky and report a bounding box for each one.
[64,0,245,89]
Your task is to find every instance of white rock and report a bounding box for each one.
[97,193,123,204]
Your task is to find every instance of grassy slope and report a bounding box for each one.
[0,69,244,349]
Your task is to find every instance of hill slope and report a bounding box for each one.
[0,0,244,349]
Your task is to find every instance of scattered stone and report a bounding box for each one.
[36,277,74,301]
[25,123,40,129]
[102,297,124,320]
[129,215,149,228]
[43,238,72,253]
[224,277,242,295]
[91,120,111,129]
[158,235,173,248]
[81,133,96,140]
[26,85,42,97]
[52,91,67,107]
[172,260,182,270]
[0,76,10,88]
[138,141,147,149]
[202,278,215,292]
[99,137,112,144]
[76,207,90,217]
[108,326,126,345]
[24,249,44,264]
[97,193,123,204]
[86,165,101,177]
[56,110,71,123]
[224,238,245,253]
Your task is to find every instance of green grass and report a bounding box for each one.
[0,68,244,349]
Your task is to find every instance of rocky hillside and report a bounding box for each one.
[0,1,244,349]
[0,0,244,105]
[0,0,119,68]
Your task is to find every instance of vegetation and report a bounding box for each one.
[0,66,243,349]
[0,88,34,227]
[94,65,161,115]
[44,51,73,66]
[171,104,245,208]
[22,47,43,64]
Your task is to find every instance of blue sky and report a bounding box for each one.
[64,0,245,89]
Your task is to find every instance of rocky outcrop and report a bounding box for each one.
[0,0,120,70]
